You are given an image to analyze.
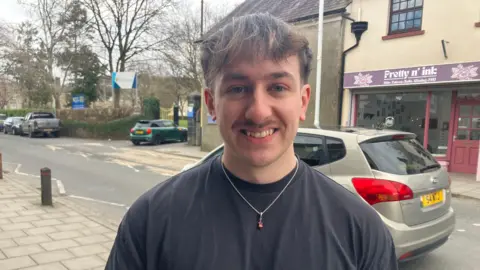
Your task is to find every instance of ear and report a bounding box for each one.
[299,84,311,121]
[204,88,217,121]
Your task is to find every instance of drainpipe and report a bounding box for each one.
[337,20,368,126]
[313,0,325,128]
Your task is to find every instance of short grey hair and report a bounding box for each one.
[200,13,313,89]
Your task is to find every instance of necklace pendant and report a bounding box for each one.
[257,213,264,230]
[257,220,264,229]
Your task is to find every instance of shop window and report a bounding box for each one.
[389,0,423,34]
[427,92,452,157]
[356,92,427,145]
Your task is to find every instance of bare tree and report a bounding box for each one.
[160,0,232,113]
[84,0,176,108]
[17,0,77,109]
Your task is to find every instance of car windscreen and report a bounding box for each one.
[360,138,440,175]
[31,113,54,119]
[13,118,23,124]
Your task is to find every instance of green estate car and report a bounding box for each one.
[130,119,188,145]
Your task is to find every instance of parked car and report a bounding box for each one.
[0,114,6,132]
[130,119,188,145]
[181,127,456,263]
[3,116,25,135]
[19,112,61,138]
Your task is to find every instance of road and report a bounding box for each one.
[1,134,480,269]
[0,133,199,223]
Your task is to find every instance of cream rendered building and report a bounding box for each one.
[340,0,480,174]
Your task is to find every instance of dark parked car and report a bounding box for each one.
[0,114,6,131]
[3,117,25,135]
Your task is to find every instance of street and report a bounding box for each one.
[0,134,198,223]
[1,135,480,269]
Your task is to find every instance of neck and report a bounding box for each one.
[221,147,298,184]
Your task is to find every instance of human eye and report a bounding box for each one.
[228,86,249,94]
[270,84,288,93]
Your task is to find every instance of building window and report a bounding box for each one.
[427,92,452,157]
[356,92,427,145]
[389,0,423,34]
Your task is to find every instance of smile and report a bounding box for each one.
[241,129,278,138]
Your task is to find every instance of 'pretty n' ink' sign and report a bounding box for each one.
[344,61,480,88]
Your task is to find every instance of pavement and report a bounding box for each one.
[0,172,117,270]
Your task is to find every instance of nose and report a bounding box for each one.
[244,85,272,124]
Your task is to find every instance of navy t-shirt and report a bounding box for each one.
[106,155,399,270]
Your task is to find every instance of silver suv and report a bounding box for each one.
[181,127,456,262]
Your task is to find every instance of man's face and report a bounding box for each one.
[204,55,311,167]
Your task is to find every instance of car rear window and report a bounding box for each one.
[32,113,54,119]
[135,121,151,128]
[360,138,440,175]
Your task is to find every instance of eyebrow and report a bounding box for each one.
[222,71,294,81]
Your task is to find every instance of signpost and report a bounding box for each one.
[72,94,85,110]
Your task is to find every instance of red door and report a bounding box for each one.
[451,102,480,174]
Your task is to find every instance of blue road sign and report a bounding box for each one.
[72,94,85,110]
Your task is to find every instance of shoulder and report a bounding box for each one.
[301,163,397,268]
[301,162,389,235]
[127,157,216,221]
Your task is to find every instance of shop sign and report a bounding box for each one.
[344,61,480,88]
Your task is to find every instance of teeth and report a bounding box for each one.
[246,129,274,138]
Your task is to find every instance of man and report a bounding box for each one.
[106,13,399,270]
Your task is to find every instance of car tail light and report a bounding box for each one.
[130,128,134,133]
[352,178,413,205]
[147,128,152,134]
[391,134,405,140]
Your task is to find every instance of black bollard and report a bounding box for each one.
[40,168,53,206]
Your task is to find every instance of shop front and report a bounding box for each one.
[343,61,480,174]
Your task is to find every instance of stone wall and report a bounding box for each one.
[56,107,134,124]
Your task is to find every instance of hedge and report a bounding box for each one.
[0,108,54,117]
[60,114,147,140]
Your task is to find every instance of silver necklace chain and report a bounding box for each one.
[220,156,299,229]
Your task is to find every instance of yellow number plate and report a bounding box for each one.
[135,130,144,135]
[421,190,444,207]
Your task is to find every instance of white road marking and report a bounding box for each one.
[55,179,66,195]
[473,224,480,227]
[457,229,466,232]
[46,145,63,151]
[126,164,140,173]
[110,146,117,150]
[12,163,66,195]
[68,195,128,208]
[75,152,91,159]
[83,143,104,146]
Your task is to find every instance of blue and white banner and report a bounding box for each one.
[112,72,137,89]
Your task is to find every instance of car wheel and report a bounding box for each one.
[132,141,140,146]
[154,135,163,145]
[181,133,187,142]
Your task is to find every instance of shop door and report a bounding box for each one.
[451,102,480,174]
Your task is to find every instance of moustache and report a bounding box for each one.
[232,118,277,129]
